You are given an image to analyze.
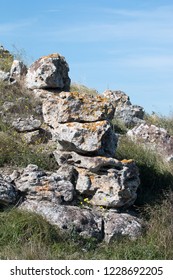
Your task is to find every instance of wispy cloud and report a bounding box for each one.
[0,19,37,35]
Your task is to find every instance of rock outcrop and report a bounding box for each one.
[103,90,144,127]
[0,48,143,243]
[25,53,70,90]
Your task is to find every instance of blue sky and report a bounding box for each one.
[1,0,173,115]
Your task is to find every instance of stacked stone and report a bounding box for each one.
[43,90,140,209]
[0,52,142,242]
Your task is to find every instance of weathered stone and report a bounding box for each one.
[127,123,173,161]
[54,150,122,172]
[103,90,131,107]
[10,60,27,81]
[25,53,70,90]
[20,201,103,239]
[14,164,75,204]
[104,211,142,243]
[12,116,41,132]
[53,121,117,157]
[0,175,19,207]
[103,90,144,127]
[75,159,140,208]
[43,91,115,124]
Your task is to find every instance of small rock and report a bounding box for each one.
[12,116,41,132]
[104,211,143,243]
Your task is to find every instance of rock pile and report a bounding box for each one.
[0,49,142,242]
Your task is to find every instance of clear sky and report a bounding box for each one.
[1,0,173,116]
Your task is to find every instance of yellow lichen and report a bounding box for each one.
[121,159,134,164]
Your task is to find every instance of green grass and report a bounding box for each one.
[70,83,99,96]
[0,81,42,119]
[0,195,173,259]
[0,50,13,72]
[144,112,173,136]
[0,123,57,170]
[116,136,173,205]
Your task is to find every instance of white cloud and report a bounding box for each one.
[0,19,37,35]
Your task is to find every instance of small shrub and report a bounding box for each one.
[0,48,13,72]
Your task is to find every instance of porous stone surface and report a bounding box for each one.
[103,90,144,127]
[20,201,103,239]
[53,121,117,157]
[12,116,41,132]
[14,164,76,204]
[127,123,173,161]
[0,175,19,207]
[42,91,115,123]
[25,53,70,90]
[104,211,142,243]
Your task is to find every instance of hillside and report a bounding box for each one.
[0,46,173,259]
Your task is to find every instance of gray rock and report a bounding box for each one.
[20,201,103,239]
[53,121,117,157]
[54,150,122,172]
[75,159,140,208]
[127,123,173,161]
[12,116,41,132]
[10,60,27,82]
[14,164,75,204]
[43,91,115,124]
[0,175,19,207]
[25,53,70,90]
[103,90,144,127]
[104,211,143,243]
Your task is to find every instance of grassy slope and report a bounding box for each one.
[0,81,173,259]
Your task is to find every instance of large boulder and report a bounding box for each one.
[54,151,140,208]
[43,91,115,124]
[127,123,173,161]
[20,201,103,239]
[75,162,139,208]
[25,53,70,90]
[53,121,117,157]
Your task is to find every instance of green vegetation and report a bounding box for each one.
[0,195,173,259]
[116,136,173,205]
[70,82,99,96]
[0,81,42,119]
[0,48,13,72]
[144,112,173,136]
